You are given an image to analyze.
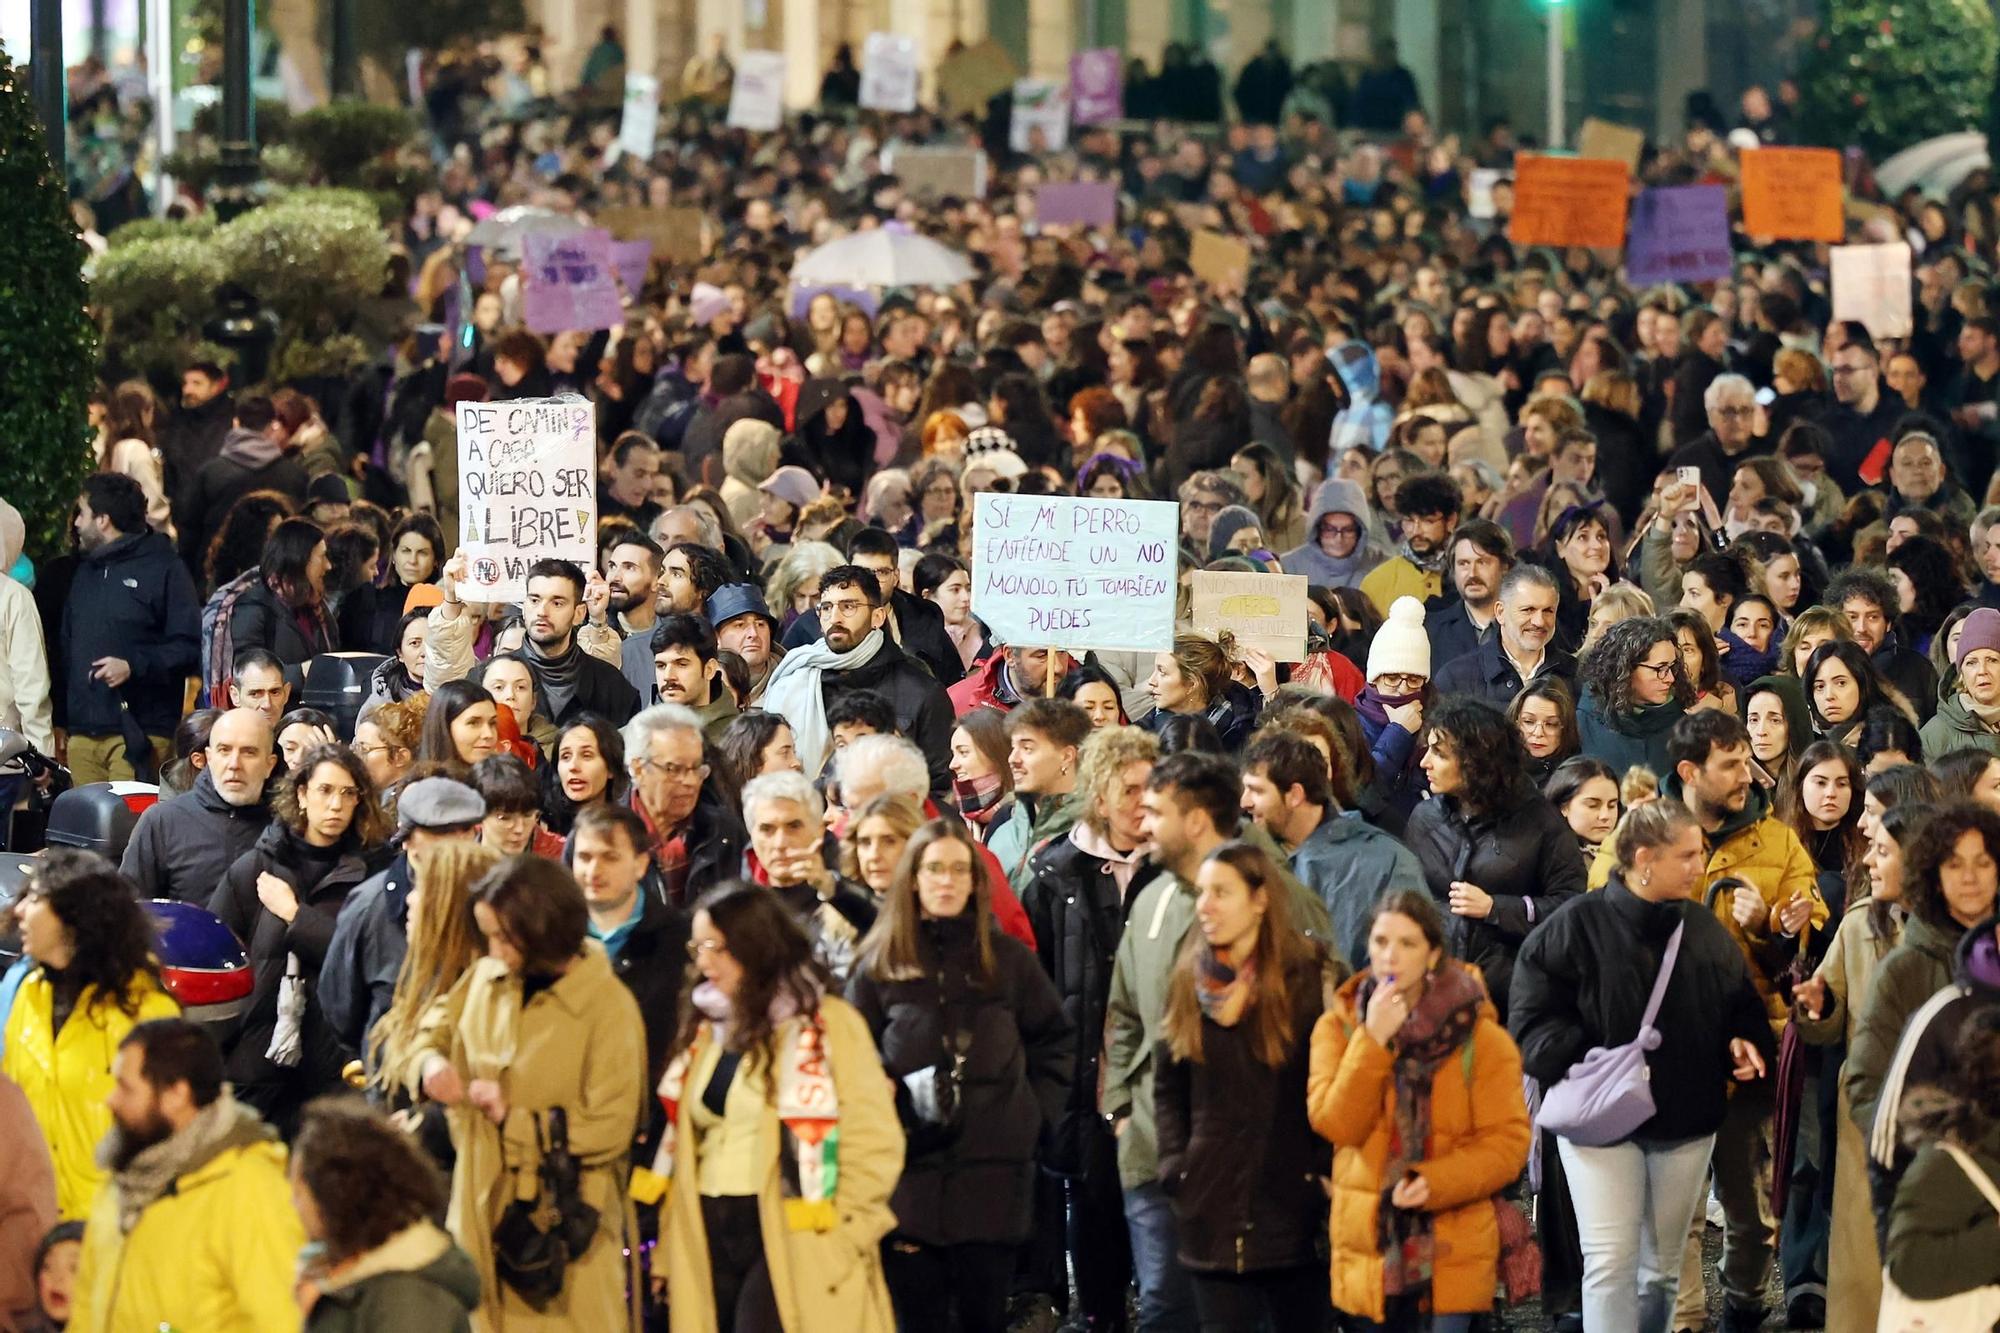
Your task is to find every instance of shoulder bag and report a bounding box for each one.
[1537,922,1683,1147]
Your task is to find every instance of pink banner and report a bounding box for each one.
[1069,48,1123,125]
[522,229,625,333]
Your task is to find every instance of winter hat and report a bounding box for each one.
[759,465,821,512]
[396,777,486,833]
[307,475,352,508]
[1366,596,1431,682]
[963,426,1028,480]
[722,418,783,484]
[1956,608,2000,666]
[445,373,489,407]
[1207,505,1263,561]
[689,282,731,328]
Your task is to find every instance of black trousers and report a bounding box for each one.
[700,1195,782,1333]
[883,1237,1016,1333]
[1070,1121,1136,1330]
[1188,1262,1329,1332]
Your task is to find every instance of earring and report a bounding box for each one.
[1640,867,1652,887]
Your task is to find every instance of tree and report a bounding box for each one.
[1797,0,1998,155]
[0,41,99,561]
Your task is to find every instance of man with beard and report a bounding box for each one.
[1422,520,1513,669]
[1361,471,1462,614]
[650,613,736,739]
[708,584,783,704]
[70,1019,303,1332]
[1827,567,1940,724]
[602,528,663,698]
[658,540,732,619]
[759,564,955,792]
[156,359,233,502]
[1431,563,1574,707]
[436,552,640,727]
[781,527,963,685]
[120,708,275,903]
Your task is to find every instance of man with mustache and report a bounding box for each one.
[1423,520,1515,669]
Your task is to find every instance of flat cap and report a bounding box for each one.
[396,777,486,830]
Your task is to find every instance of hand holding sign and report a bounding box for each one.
[457,396,599,603]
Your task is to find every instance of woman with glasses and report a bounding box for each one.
[847,820,1072,1333]
[211,743,387,1135]
[1576,616,1693,779]
[1282,478,1386,591]
[1508,677,1581,782]
[654,882,904,1332]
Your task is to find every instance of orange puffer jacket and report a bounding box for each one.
[1306,967,1532,1322]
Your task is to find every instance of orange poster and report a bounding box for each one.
[1507,155,1630,249]
[1739,147,1845,242]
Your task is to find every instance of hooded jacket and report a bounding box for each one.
[1281,478,1387,590]
[719,418,783,527]
[302,1222,481,1333]
[1289,808,1428,973]
[178,427,310,568]
[60,529,201,737]
[0,507,52,751]
[1918,689,2000,761]
[794,377,878,498]
[119,769,274,905]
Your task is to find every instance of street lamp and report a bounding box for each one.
[1546,0,1566,149]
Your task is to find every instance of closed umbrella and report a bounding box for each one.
[790,228,976,289]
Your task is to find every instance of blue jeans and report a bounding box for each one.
[1123,1180,1197,1333]
[1560,1133,1717,1333]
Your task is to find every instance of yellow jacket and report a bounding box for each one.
[1360,557,1442,618]
[69,1127,304,1332]
[1,972,179,1218]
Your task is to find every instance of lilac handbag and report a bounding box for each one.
[1536,923,1684,1147]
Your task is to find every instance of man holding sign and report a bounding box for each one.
[434,550,641,727]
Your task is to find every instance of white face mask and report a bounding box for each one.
[1797,479,1818,508]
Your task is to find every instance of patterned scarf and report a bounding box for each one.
[952,771,1005,822]
[1194,940,1257,1029]
[1362,961,1487,1300]
[654,982,842,1229]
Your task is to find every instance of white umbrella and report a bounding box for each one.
[1876,131,1989,199]
[465,205,586,258]
[791,229,976,289]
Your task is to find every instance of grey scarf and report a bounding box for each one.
[99,1092,274,1234]
[528,636,586,721]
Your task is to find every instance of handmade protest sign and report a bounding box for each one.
[1626,185,1733,286]
[1739,147,1844,241]
[971,494,1178,653]
[1467,169,1500,220]
[1832,242,1914,338]
[938,38,1018,114]
[456,396,598,603]
[1190,571,1310,662]
[859,33,919,112]
[595,206,707,263]
[1577,117,1645,173]
[1011,79,1071,152]
[1069,47,1123,124]
[1190,230,1251,289]
[888,146,988,200]
[727,51,786,131]
[619,74,659,161]
[1508,155,1629,249]
[1037,181,1117,228]
[521,229,624,333]
[608,239,653,296]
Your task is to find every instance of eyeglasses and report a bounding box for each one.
[685,938,730,959]
[1374,673,1426,694]
[1636,660,1679,680]
[1321,521,1360,538]
[640,758,709,783]
[819,599,870,619]
[308,783,362,802]
[917,862,974,881]
[1183,499,1223,515]
[1712,405,1754,419]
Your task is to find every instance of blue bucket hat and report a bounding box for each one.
[707,583,780,633]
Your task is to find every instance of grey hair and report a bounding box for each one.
[1703,373,1755,412]
[834,734,929,801]
[650,503,722,552]
[741,769,824,823]
[1976,505,2000,543]
[764,540,845,622]
[1497,562,1559,604]
[620,702,704,774]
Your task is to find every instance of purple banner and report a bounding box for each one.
[521,228,626,333]
[1037,181,1117,228]
[1069,47,1123,125]
[1625,185,1733,287]
[609,239,653,295]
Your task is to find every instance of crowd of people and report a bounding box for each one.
[3,31,2000,1333]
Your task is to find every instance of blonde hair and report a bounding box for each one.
[1582,582,1656,652]
[1166,632,1237,711]
[367,841,501,1093]
[1076,725,1160,834]
[838,793,926,883]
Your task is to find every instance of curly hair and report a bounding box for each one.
[272,743,389,847]
[29,850,160,1015]
[1885,534,1969,644]
[1076,725,1161,835]
[1903,800,2000,931]
[1578,616,1693,718]
[202,490,296,594]
[291,1097,448,1262]
[1426,697,1533,815]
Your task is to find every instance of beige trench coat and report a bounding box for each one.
[419,943,646,1333]
[655,995,903,1333]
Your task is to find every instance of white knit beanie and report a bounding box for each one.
[1366,596,1432,681]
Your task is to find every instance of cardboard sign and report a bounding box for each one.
[456,396,599,603]
[1010,78,1070,152]
[1832,242,1914,338]
[521,229,625,333]
[1507,154,1630,249]
[1190,571,1311,662]
[888,146,987,200]
[1577,117,1645,173]
[1740,147,1845,242]
[970,494,1178,653]
[937,38,1018,115]
[1036,180,1116,228]
[1626,185,1733,286]
[608,239,653,296]
[596,206,707,264]
[619,74,659,161]
[726,51,786,131]
[859,32,919,112]
[1190,230,1251,290]
[1467,168,1500,221]
[1069,47,1123,125]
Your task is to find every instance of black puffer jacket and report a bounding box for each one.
[846,915,1073,1246]
[1021,832,1162,1175]
[228,579,337,673]
[209,821,376,1123]
[793,377,877,498]
[1154,954,1329,1273]
[1509,875,1775,1145]
[1402,787,1587,1018]
[605,888,692,1162]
